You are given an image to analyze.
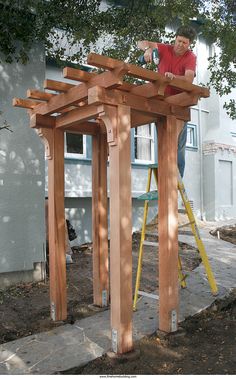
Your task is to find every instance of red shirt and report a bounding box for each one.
[156,43,197,95]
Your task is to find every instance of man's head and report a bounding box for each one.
[176,26,197,43]
[174,26,197,56]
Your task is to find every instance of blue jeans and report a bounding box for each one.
[177,122,187,178]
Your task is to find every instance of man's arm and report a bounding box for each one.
[165,69,195,83]
[137,40,157,50]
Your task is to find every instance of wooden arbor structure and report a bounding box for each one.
[13,53,209,354]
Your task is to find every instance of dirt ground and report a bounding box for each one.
[0,221,236,375]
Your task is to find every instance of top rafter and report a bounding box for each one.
[12,53,210,133]
[87,53,209,97]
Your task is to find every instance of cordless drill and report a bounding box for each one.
[138,47,160,66]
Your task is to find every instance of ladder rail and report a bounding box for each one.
[178,173,218,295]
[133,166,186,311]
[133,168,153,311]
[133,165,218,312]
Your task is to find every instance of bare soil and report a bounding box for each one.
[0,222,236,375]
[65,290,236,375]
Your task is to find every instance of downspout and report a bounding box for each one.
[196,38,204,220]
[198,101,204,220]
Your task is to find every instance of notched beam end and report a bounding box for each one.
[170,105,190,122]
[63,67,96,82]
[30,114,56,129]
[87,52,123,71]
[200,87,210,98]
[88,86,104,105]
[43,79,75,92]
[27,89,55,101]
[13,97,41,109]
[12,97,19,107]
[166,92,200,107]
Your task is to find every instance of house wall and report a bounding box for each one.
[184,39,236,221]
[202,86,236,220]
[184,107,203,217]
[0,46,46,288]
[65,196,157,246]
[179,37,210,218]
[203,143,236,220]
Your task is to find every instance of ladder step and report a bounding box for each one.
[178,208,187,214]
[138,190,158,201]
[138,290,159,300]
[143,240,159,247]
[145,232,158,237]
[148,163,158,169]
[178,221,194,229]
[178,230,193,236]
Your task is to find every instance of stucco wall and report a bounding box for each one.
[201,72,236,220]
[0,45,46,287]
[203,143,236,220]
[65,196,157,246]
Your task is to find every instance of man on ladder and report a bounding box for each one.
[137,25,198,180]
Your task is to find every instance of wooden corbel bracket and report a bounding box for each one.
[98,105,117,146]
[36,128,54,160]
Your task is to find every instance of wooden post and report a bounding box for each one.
[158,115,179,332]
[47,128,67,321]
[102,105,133,354]
[92,132,109,306]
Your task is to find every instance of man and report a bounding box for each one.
[137,25,197,177]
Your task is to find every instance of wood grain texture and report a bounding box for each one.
[158,116,179,332]
[92,133,109,306]
[44,79,75,92]
[106,105,133,354]
[88,86,190,121]
[12,98,42,109]
[27,89,55,101]
[47,129,67,321]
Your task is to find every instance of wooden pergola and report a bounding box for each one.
[13,53,209,354]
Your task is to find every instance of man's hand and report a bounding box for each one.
[144,47,153,63]
[165,72,176,80]
[137,40,157,61]
[137,40,148,50]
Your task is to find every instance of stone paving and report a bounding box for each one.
[0,220,235,374]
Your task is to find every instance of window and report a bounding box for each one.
[134,124,155,163]
[186,123,198,149]
[231,132,236,143]
[65,132,86,159]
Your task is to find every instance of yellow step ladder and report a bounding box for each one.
[133,164,218,311]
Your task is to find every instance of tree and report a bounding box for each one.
[0,0,235,118]
[0,0,101,64]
